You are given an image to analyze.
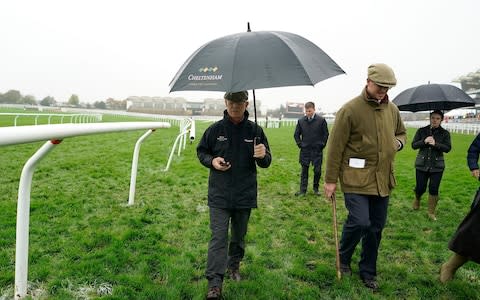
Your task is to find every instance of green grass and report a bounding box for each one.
[0,111,479,299]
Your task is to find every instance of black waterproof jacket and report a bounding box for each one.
[412,125,451,172]
[197,110,272,209]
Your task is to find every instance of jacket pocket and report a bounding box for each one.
[433,157,445,169]
[415,155,426,167]
[342,167,370,188]
[389,171,397,189]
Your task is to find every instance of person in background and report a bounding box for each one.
[294,101,329,196]
[411,110,451,220]
[440,133,480,282]
[197,91,272,300]
[324,63,406,291]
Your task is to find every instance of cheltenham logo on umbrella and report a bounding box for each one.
[188,66,223,82]
[198,66,219,73]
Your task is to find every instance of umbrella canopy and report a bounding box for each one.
[392,83,475,112]
[169,30,344,92]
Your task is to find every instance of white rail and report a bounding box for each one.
[1,122,171,300]
[128,129,155,206]
[404,121,480,135]
[0,112,102,126]
[163,118,195,171]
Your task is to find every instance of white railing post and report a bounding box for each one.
[163,118,195,172]
[189,119,196,142]
[163,130,188,172]
[128,129,154,206]
[15,139,62,300]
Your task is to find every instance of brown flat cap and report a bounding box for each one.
[368,63,397,88]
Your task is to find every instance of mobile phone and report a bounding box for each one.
[220,161,230,166]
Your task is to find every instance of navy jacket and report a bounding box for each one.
[294,114,329,149]
[467,133,480,171]
[197,110,272,209]
[294,114,329,165]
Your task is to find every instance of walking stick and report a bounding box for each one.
[331,193,341,280]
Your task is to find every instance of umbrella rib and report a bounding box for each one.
[270,32,314,85]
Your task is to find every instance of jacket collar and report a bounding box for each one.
[223,109,249,125]
[363,87,390,105]
[304,114,316,121]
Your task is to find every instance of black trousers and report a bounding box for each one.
[414,169,444,196]
[339,193,389,280]
[299,150,323,192]
[206,207,251,288]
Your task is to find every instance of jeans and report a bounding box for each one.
[206,207,251,288]
[339,193,389,280]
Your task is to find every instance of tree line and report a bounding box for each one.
[0,89,126,110]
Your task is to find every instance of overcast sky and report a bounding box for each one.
[1,0,479,113]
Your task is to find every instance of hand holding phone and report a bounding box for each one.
[219,161,230,167]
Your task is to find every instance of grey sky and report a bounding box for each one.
[1,0,478,113]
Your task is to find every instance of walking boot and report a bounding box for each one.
[412,193,421,210]
[427,194,439,220]
[440,253,468,283]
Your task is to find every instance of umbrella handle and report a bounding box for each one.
[331,194,341,280]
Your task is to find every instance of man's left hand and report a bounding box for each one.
[254,143,266,159]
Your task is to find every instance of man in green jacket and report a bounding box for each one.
[324,63,406,291]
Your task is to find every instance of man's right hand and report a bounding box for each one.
[212,157,231,171]
[472,169,480,179]
[324,182,337,199]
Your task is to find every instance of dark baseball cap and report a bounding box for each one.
[224,91,248,102]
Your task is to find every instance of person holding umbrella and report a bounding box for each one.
[411,110,451,220]
[197,91,272,300]
[324,63,406,291]
[294,101,329,196]
[440,132,480,282]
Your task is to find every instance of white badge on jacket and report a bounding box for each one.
[349,158,365,168]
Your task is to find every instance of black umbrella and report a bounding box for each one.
[169,23,345,123]
[392,83,475,112]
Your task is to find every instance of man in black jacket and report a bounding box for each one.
[294,102,329,196]
[197,91,272,300]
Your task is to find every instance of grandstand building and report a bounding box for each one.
[454,68,480,103]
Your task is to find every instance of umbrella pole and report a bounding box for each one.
[331,194,341,280]
[253,89,257,124]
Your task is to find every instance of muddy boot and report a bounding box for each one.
[440,253,468,283]
[412,193,421,210]
[427,194,439,220]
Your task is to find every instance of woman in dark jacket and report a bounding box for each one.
[440,133,480,282]
[411,110,451,220]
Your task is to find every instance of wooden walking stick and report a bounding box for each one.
[331,193,341,280]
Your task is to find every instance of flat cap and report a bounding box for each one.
[224,91,248,102]
[368,63,397,88]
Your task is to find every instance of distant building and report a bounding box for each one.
[186,101,204,115]
[125,94,264,117]
[284,102,304,118]
[203,98,225,115]
[454,68,480,103]
[126,95,263,117]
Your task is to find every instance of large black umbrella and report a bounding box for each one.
[169,24,345,122]
[392,83,475,112]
